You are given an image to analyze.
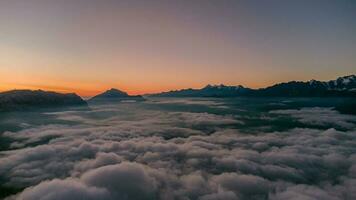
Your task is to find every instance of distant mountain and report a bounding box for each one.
[152,84,252,97]
[252,75,356,97]
[0,90,87,111]
[89,88,145,102]
[150,75,356,97]
[325,75,356,91]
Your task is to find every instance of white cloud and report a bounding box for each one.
[1,102,355,200]
[270,107,356,129]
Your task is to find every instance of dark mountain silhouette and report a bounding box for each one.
[150,75,356,97]
[1,75,354,112]
[325,75,356,91]
[89,88,145,102]
[0,90,87,111]
[152,84,252,97]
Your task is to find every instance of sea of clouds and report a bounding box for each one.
[0,98,355,200]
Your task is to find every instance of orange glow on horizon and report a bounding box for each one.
[0,74,342,98]
[0,83,210,97]
[0,82,215,97]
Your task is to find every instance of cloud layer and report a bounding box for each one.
[0,98,355,200]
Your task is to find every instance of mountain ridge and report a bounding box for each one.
[149,75,356,97]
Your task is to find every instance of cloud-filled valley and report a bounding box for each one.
[0,97,355,200]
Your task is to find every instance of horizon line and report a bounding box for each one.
[1,74,354,98]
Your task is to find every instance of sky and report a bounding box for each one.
[0,0,355,96]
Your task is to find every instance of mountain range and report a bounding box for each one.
[0,75,355,112]
[150,75,356,97]
[0,90,87,111]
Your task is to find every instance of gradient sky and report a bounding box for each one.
[0,0,355,96]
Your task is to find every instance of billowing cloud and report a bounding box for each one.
[16,179,110,200]
[270,107,356,129]
[82,162,158,199]
[1,99,355,200]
